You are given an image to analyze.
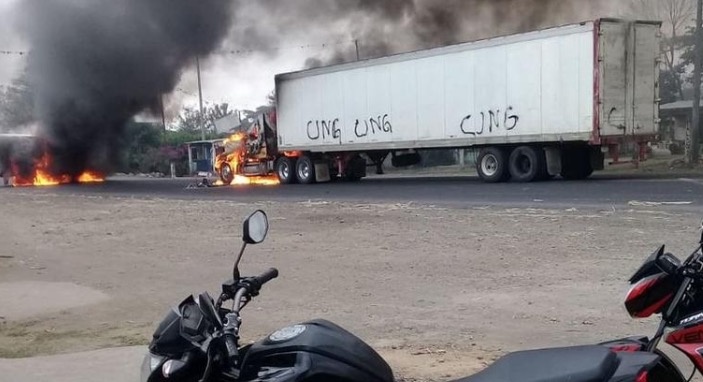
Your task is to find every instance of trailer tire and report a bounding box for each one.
[296,155,316,184]
[477,147,510,183]
[275,157,297,184]
[561,148,594,180]
[508,146,546,183]
[220,163,234,185]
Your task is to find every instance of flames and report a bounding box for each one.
[215,176,280,187]
[214,132,280,187]
[10,152,105,187]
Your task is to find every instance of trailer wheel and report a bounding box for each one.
[561,148,594,180]
[275,157,297,184]
[296,155,316,184]
[477,147,509,183]
[509,146,546,183]
[220,163,234,185]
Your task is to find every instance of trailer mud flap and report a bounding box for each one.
[544,147,562,176]
[315,163,331,183]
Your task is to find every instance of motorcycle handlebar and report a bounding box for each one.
[254,268,279,287]
[223,332,239,365]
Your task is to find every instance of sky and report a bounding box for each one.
[0,0,328,116]
[0,0,644,122]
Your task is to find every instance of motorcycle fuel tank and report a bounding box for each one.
[239,319,394,382]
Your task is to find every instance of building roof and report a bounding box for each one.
[185,139,224,145]
[661,100,701,111]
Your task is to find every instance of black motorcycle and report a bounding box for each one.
[141,210,664,382]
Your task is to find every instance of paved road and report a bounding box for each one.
[9,174,703,211]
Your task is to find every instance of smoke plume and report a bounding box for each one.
[14,0,234,177]
[225,0,627,68]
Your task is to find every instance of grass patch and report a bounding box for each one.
[0,320,150,358]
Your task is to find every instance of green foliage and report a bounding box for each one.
[118,120,225,176]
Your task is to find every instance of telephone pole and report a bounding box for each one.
[196,55,206,141]
[690,0,703,165]
[354,40,360,61]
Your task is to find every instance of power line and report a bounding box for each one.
[0,51,28,56]
[215,39,354,55]
[0,39,355,58]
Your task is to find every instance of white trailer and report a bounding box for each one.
[219,18,662,184]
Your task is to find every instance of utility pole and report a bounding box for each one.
[354,39,360,61]
[690,0,703,165]
[196,55,206,141]
[159,94,167,131]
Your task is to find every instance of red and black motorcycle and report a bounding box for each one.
[600,225,703,381]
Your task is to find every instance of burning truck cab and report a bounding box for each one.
[213,110,368,186]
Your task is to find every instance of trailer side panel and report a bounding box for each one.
[276,23,597,152]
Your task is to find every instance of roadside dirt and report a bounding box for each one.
[0,190,701,379]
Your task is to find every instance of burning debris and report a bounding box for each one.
[6,0,234,185]
[10,152,104,187]
[0,135,104,187]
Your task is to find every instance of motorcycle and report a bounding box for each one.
[597,220,703,381]
[142,210,690,382]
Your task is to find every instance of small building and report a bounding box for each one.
[660,100,700,146]
[185,139,225,177]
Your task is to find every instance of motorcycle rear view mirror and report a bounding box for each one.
[232,210,269,281]
[243,210,269,245]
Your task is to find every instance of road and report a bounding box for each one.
[12,173,703,211]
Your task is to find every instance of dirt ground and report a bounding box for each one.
[1,190,702,380]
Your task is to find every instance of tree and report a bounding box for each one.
[266,90,276,107]
[633,0,695,100]
[0,70,34,130]
[174,102,233,135]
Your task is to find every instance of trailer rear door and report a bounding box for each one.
[598,20,661,140]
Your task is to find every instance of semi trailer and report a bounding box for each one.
[216,18,662,184]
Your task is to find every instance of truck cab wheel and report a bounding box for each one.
[220,163,234,185]
[509,146,546,183]
[275,157,297,184]
[477,148,509,183]
[296,155,316,184]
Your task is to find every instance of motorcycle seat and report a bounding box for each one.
[453,345,618,382]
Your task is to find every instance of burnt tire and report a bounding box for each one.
[561,147,594,181]
[220,163,234,185]
[295,155,316,184]
[508,146,546,183]
[275,157,297,184]
[476,147,509,183]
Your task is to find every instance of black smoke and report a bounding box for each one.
[226,0,616,68]
[14,0,234,177]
